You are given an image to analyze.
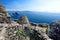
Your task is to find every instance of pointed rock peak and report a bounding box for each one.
[18,15,30,26]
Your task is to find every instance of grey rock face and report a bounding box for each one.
[46,21,60,40]
[0,3,11,23]
[18,15,30,26]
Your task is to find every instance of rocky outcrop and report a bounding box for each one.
[0,3,53,40]
[0,3,10,17]
[46,20,60,40]
[18,15,30,26]
[0,3,11,23]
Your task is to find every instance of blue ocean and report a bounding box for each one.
[8,11,60,24]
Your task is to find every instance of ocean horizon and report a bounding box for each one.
[7,11,60,24]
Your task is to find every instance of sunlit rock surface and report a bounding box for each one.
[0,3,53,40]
[18,15,30,26]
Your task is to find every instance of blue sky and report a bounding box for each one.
[0,0,60,13]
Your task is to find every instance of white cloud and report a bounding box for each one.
[6,0,60,13]
[27,0,60,13]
